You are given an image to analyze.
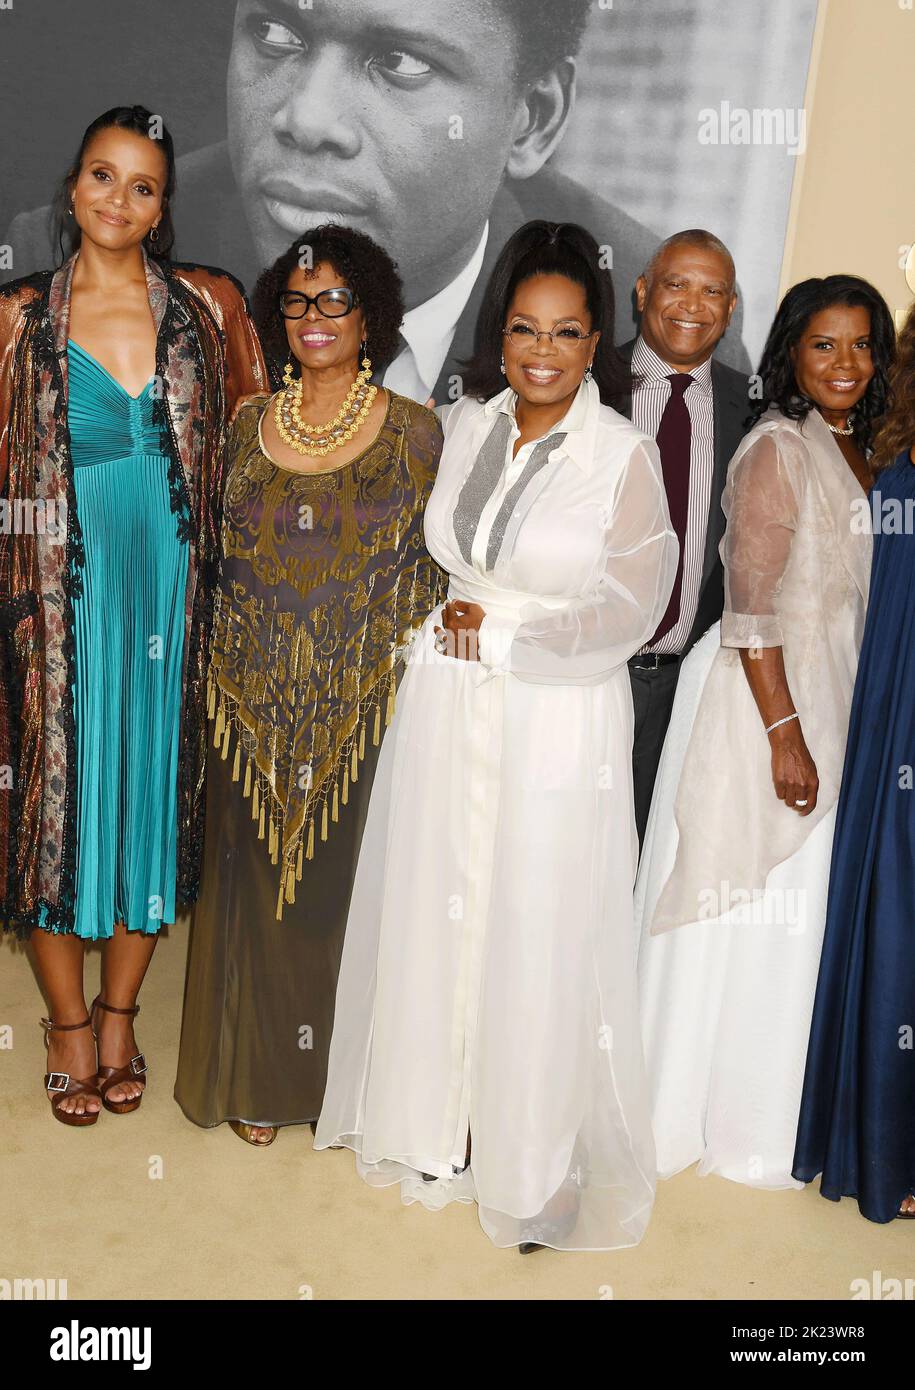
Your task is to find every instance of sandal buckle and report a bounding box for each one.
[129,1054,147,1076]
[47,1073,70,1093]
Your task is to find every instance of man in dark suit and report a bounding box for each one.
[3,0,750,389]
[619,229,753,845]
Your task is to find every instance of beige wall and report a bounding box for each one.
[780,0,915,329]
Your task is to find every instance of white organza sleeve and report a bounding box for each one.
[720,433,805,649]
[479,438,677,685]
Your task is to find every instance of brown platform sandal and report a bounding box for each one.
[41,1016,102,1127]
[90,997,147,1114]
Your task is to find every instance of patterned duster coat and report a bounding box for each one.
[0,246,269,934]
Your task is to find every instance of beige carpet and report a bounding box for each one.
[1,923,909,1301]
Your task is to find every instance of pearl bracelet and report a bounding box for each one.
[765,711,799,735]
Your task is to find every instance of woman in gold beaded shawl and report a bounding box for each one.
[174,224,445,1146]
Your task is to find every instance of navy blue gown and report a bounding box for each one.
[793,449,915,1221]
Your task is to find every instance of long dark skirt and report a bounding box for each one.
[792,455,915,1220]
[174,728,382,1128]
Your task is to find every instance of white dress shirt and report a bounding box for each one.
[469,379,591,576]
[630,336,715,655]
[424,376,676,677]
[383,222,489,403]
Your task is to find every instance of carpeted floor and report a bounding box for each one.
[1,922,910,1301]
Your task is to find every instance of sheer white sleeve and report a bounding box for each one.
[720,433,805,649]
[479,438,677,685]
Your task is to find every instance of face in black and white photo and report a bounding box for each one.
[1,0,821,390]
[228,0,577,308]
[223,0,660,396]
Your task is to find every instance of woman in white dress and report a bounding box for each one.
[634,276,896,1188]
[315,221,676,1252]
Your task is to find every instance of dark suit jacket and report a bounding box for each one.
[619,337,752,658]
[3,141,753,387]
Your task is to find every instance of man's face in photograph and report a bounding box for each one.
[227,0,572,307]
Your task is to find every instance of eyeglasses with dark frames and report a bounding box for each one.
[278,288,357,319]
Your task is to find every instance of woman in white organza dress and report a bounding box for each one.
[315,222,676,1253]
[634,276,896,1188]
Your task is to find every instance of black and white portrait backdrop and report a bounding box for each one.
[0,0,818,394]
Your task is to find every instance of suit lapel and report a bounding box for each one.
[621,342,744,631]
[699,360,745,589]
[431,183,527,404]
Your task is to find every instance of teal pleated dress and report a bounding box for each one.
[38,339,189,940]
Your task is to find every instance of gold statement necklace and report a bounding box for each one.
[274,354,378,457]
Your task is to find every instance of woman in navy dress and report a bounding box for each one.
[793,302,915,1219]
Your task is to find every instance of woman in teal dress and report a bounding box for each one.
[0,106,268,1125]
[62,339,188,938]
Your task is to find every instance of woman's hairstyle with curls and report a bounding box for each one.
[872,300,915,468]
[749,274,896,454]
[50,105,177,267]
[251,224,405,388]
[461,220,631,408]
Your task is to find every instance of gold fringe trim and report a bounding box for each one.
[206,667,399,921]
